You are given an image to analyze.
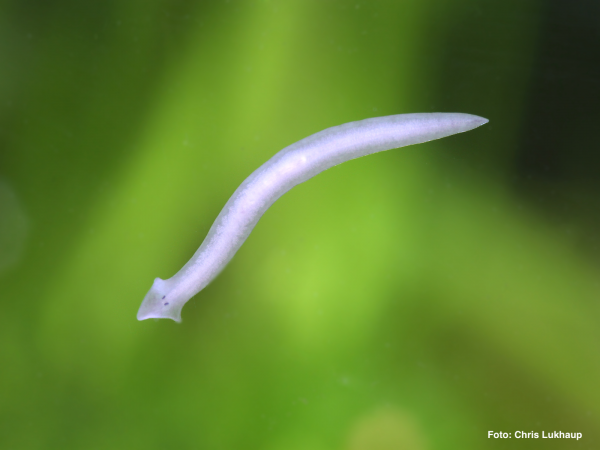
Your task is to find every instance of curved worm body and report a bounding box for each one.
[137,113,488,322]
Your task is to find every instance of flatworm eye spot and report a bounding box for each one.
[164,302,169,306]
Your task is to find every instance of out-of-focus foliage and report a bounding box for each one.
[1,0,599,449]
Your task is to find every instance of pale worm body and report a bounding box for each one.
[137,113,488,322]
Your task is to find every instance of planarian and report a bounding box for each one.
[137,113,488,322]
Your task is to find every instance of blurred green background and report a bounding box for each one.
[1,0,599,448]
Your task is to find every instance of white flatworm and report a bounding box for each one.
[137,113,488,322]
